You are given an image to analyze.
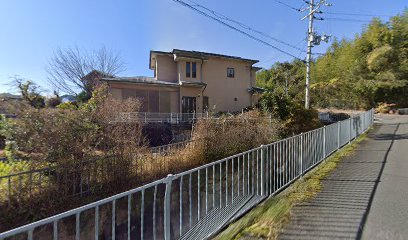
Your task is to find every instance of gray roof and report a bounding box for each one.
[151,49,259,64]
[101,76,180,87]
[180,81,207,87]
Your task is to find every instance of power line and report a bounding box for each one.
[324,12,392,18]
[297,39,308,59]
[324,17,372,23]
[272,0,301,12]
[172,0,303,60]
[185,0,306,54]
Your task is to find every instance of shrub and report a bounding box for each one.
[375,102,396,114]
[0,160,29,177]
[259,91,294,121]
[2,84,146,189]
[282,106,323,136]
[46,97,61,108]
[0,114,6,149]
[56,101,77,110]
[190,110,281,164]
[259,91,323,136]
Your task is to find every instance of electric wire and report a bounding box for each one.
[324,12,392,18]
[272,0,301,12]
[324,17,372,23]
[172,0,303,61]
[184,0,306,53]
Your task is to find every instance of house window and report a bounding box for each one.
[192,62,197,78]
[227,68,235,78]
[186,62,191,78]
[186,62,197,78]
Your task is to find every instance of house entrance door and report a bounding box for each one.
[182,96,196,113]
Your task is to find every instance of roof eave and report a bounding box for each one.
[102,79,180,88]
[149,50,173,70]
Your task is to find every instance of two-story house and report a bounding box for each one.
[101,49,263,113]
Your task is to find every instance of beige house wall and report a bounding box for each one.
[107,51,260,114]
[201,58,252,112]
[156,55,177,82]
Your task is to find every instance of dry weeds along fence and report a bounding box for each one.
[0,140,198,232]
[0,114,276,232]
[0,109,374,239]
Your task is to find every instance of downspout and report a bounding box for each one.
[178,61,182,114]
[250,66,253,106]
[200,59,205,113]
[200,59,203,84]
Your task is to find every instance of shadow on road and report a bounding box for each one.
[278,123,399,240]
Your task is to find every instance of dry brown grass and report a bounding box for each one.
[0,109,283,232]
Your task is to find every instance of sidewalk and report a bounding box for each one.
[278,115,408,240]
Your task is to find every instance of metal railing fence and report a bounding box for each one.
[119,112,274,124]
[0,139,198,205]
[0,109,374,240]
[120,112,208,124]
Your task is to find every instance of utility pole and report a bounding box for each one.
[302,0,331,109]
[305,0,314,109]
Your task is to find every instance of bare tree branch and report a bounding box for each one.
[47,46,125,98]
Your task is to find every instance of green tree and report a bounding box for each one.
[13,77,45,109]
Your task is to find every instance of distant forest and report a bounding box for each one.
[257,9,408,109]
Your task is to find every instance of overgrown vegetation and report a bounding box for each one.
[0,52,327,232]
[215,132,368,240]
[0,84,148,231]
[188,111,281,164]
[259,90,322,136]
[0,83,289,231]
[257,10,408,109]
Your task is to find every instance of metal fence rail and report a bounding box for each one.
[0,139,197,204]
[121,112,208,124]
[150,139,194,155]
[120,112,274,124]
[0,109,374,240]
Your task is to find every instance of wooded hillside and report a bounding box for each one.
[257,10,408,109]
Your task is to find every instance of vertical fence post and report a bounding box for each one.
[260,145,265,196]
[349,118,352,144]
[337,121,340,149]
[300,133,304,177]
[164,174,174,240]
[323,126,326,159]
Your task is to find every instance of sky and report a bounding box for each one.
[0,0,406,94]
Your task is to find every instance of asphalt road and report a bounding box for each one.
[278,114,408,240]
[361,115,408,240]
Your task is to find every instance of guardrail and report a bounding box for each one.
[0,109,374,240]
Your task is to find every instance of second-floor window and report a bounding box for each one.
[227,68,235,78]
[192,62,196,78]
[186,62,190,78]
[186,62,197,78]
